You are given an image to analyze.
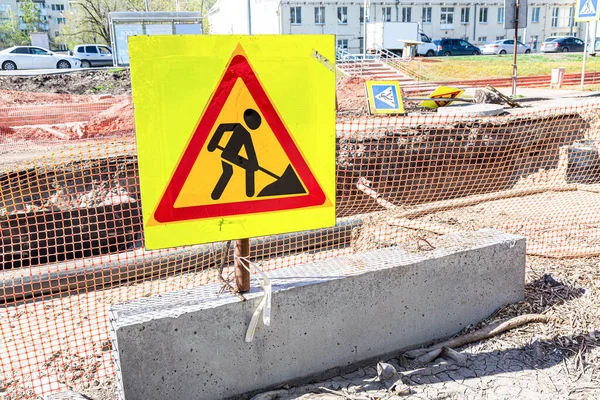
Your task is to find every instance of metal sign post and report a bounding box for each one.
[582,22,590,89]
[235,239,251,292]
[512,0,519,96]
[505,0,527,97]
[576,0,600,90]
[363,0,368,58]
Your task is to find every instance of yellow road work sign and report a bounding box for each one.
[419,86,465,109]
[130,36,336,249]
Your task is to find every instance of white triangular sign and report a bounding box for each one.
[375,86,396,108]
[581,0,595,15]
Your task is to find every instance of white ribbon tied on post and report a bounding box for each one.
[235,256,272,342]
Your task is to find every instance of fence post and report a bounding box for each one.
[234,239,251,292]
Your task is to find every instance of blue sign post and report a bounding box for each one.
[365,81,404,115]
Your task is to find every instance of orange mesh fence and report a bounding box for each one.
[2,99,600,398]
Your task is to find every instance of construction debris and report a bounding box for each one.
[404,314,556,361]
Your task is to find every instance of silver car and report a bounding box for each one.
[481,39,532,55]
[0,46,81,70]
[73,44,114,68]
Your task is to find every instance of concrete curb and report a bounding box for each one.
[110,228,525,400]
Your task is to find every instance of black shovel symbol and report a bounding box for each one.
[212,144,306,197]
[207,109,306,200]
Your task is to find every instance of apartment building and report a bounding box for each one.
[209,0,583,53]
[0,0,70,48]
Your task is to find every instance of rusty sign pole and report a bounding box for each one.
[234,239,251,292]
[511,0,519,96]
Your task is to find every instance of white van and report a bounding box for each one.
[73,44,113,68]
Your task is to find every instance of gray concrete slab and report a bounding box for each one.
[109,229,525,400]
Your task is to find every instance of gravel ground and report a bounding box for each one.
[248,256,600,400]
[0,69,131,96]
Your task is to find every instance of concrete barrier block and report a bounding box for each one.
[110,229,525,400]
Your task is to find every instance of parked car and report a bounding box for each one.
[0,46,81,70]
[590,38,600,56]
[73,44,114,68]
[433,39,481,56]
[481,39,531,55]
[541,36,585,53]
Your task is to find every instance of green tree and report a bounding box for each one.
[59,0,215,49]
[18,0,44,33]
[0,9,32,49]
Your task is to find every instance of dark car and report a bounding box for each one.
[433,38,481,56]
[541,36,585,53]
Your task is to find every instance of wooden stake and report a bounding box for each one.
[234,239,251,293]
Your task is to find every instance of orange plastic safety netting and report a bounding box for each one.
[2,95,600,398]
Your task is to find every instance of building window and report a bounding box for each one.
[290,6,301,24]
[382,7,392,22]
[559,7,568,27]
[460,8,470,23]
[478,36,487,42]
[337,7,348,24]
[55,30,60,37]
[360,6,370,23]
[497,7,504,23]
[401,7,411,22]
[440,7,454,26]
[531,7,540,22]
[56,17,66,24]
[422,7,432,24]
[314,6,325,25]
[337,38,349,50]
[479,7,488,23]
[0,4,11,20]
[568,7,574,27]
[496,35,505,40]
[51,4,65,11]
[551,7,558,28]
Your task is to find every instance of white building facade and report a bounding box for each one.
[0,0,70,49]
[209,0,583,53]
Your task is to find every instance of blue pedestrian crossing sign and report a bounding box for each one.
[576,0,599,21]
[365,81,404,115]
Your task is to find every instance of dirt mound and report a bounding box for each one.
[337,76,369,115]
[0,69,131,96]
[7,101,135,141]
[0,90,119,107]
[79,100,134,138]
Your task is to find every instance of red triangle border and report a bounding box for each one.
[153,48,328,224]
